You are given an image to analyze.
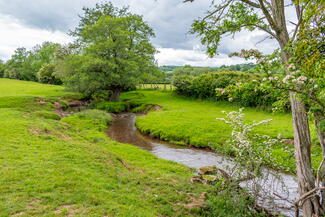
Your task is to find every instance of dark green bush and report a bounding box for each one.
[222,80,289,110]
[173,71,290,111]
[173,71,254,99]
[173,74,194,96]
[37,64,62,84]
[94,101,128,113]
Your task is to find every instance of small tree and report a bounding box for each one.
[60,2,158,101]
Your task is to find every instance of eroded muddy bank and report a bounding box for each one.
[107,113,300,217]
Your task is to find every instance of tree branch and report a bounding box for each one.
[240,0,261,8]
[257,0,279,33]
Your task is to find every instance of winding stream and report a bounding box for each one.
[107,113,300,217]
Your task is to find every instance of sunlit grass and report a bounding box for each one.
[122,90,322,172]
[0,79,214,216]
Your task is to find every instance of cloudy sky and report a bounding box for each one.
[0,0,279,66]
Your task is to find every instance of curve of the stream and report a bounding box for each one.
[107,113,300,217]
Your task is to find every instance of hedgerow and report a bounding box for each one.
[173,71,289,111]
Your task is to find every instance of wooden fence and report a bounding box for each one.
[138,84,174,90]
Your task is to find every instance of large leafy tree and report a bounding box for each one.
[60,2,157,101]
[186,0,325,215]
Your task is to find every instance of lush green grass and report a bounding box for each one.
[0,79,266,216]
[122,90,322,172]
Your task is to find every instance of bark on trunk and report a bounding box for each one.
[290,93,323,216]
[315,113,325,207]
[110,90,121,102]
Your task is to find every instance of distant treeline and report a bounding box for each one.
[0,42,63,84]
[159,63,257,72]
[160,63,257,84]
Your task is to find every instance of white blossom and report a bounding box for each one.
[297,76,307,81]
[282,75,292,84]
[288,64,295,71]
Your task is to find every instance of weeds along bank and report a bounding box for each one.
[121,90,322,173]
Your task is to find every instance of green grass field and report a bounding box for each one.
[1,79,218,216]
[122,90,322,172]
[0,78,267,217]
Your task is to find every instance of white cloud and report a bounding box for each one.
[0,15,71,61]
[0,0,289,65]
[156,48,251,67]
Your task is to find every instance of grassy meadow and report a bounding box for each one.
[0,78,221,217]
[122,90,322,172]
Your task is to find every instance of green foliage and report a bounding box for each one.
[173,74,194,96]
[62,109,112,132]
[33,111,61,120]
[190,2,267,57]
[163,64,257,84]
[4,47,31,80]
[201,182,266,217]
[3,42,61,82]
[37,63,62,84]
[94,101,128,113]
[60,2,158,101]
[0,61,4,77]
[0,78,218,216]
[223,80,288,110]
[122,90,321,172]
[173,71,289,111]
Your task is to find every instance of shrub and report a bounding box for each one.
[94,101,128,113]
[37,63,62,84]
[222,80,288,110]
[173,74,194,96]
[173,71,255,99]
[201,182,266,217]
[173,71,290,111]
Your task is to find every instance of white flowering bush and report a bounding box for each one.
[217,108,278,178]
[219,80,289,111]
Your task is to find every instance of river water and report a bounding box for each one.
[107,113,300,217]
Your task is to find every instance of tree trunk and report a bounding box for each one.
[290,93,323,216]
[315,113,325,207]
[275,19,324,213]
[110,89,121,102]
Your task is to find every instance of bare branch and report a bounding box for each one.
[240,0,261,8]
[257,0,278,33]
[203,0,233,21]
[255,35,272,45]
[291,0,311,40]
[295,187,325,206]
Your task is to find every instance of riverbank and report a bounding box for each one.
[121,90,322,173]
[0,79,217,216]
